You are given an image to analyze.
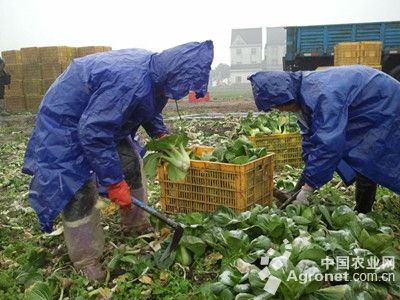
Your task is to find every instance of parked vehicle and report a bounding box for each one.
[284,21,400,80]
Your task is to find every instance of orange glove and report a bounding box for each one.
[107,180,131,207]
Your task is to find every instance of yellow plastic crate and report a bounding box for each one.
[367,64,382,71]
[359,41,382,65]
[334,42,360,66]
[249,133,302,170]
[159,146,274,214]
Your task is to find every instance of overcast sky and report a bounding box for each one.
[1,0,399,67]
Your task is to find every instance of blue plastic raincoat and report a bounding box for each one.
[248,65,400,193]
[23,41,214,232]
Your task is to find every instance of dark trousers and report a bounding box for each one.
[354,173,377,214]
[63,139,142,222]
[291,173,377,213]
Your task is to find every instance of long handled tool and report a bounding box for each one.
[131,195,184,261]
[278,189,301,210]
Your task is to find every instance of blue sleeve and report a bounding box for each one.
[78,81,140,186]
[142,113,168,138]
[298,121,312,163]
[302,99,348,189]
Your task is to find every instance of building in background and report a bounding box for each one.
[230,28,262,84]
[264,27,286,71]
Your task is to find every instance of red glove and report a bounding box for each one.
[107,180,131,207]
[155,132,168,139]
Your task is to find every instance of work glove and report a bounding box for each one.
[107,180,131,207]
[155,131,168,139]
[293,185,314,205]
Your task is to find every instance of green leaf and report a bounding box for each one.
[25,282,54,300]
[180,235,207,256]
[248,235,272,250]
[223,230,250,250]
[219,270,241,287]
[331,205,357,228]
[350,281,389,299]
[143,152,160,178]
[358,229,393,254]
[229,155,250,164]
[355,291,373,300]
[307,284,354,300]
[234,293,256,300]
[166,163,187,181]
[175,245,192,266]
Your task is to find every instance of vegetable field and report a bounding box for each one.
[0,114,399,300]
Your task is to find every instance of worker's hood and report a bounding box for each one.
[248,71,302,111]
[149,40,214,100]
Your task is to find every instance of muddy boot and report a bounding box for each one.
[63,208,105,282]
[354,174,377,214]
[120,187,154,235]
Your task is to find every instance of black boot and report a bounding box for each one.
[354,174,377,214]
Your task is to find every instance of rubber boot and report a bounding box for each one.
[120,187,154,235]
[354,174,377,214]
[63,208,105,282]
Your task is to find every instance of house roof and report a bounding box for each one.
[231,28,262,46]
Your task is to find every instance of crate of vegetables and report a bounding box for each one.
[144,135,274,214]
[237,112,303,170]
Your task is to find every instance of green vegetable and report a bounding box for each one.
[175,245,192,266]
[144,134,191,181]
[236,112,298,137]
[196,136,267,164]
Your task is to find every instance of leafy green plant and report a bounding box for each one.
[236,112,299,137]
[143,134,191,181]
[193,136,267,164]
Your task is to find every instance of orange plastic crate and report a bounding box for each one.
[158,146,274,214]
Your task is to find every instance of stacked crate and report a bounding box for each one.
[1,45,112,113]
[334,42,360,66]
[334,41,382,70]
[359,41,382,70]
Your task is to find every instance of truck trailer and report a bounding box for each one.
[283,21,400,80]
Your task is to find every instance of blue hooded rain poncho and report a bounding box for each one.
[248,65,400,193]
[23,41,214,232]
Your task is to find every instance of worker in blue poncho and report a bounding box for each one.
[248,65,400,211]
[22,41,214,281]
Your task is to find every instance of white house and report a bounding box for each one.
[230,28,263,84]
[264,27,286,71]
